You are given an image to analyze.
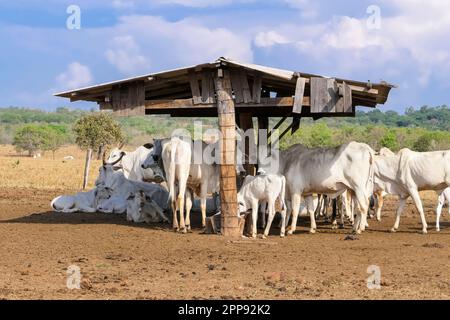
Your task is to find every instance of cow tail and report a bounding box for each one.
[280,175,287,211]
[366,149,375,199]
[168,140,178,207]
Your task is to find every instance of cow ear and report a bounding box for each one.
[143,143,153,149]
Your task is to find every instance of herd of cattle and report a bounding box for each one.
[51,137,450,237]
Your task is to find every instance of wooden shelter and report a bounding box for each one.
[55,57,395,237]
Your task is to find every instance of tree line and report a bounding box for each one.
[1,105,450,157]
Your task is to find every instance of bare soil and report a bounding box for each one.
[0,187,449,300]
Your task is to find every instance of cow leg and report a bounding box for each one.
[177,178,188,234]
[171,197,179,231]
[353,191,369,234]
[331,198,338,230]
[345,190,355,223]
[184,190,193,232]
[391,196,407,233]
[314,195,322,220]
[436,197,444,232]
[281,199,292,229]
[263,198,276,239]
[259,201,267,229]
[339,195,345,228]
[375,191,384,222]
[409,189,428,234]
[309,201,317,234]
[200,184,208,229]
[251,200,259,238]
[287,193,301,235]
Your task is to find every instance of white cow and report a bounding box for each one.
[374,148,450,234]
[106,144,163,183]
[436,188,450,231]
[372,147,396,221]
[142,137,192,233]
[259,142,375,234]
[238,174,287,238]
[96,165,170,213]
[51,187,110,213]
[142,136,245,233]
[97,194,128,214]
[126,191,169,223]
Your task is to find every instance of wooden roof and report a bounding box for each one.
[54,57,395,117]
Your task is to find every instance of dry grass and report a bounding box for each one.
[0,145,103,190]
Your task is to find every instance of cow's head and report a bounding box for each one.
[151,139,164,162]
[237,194,248,214]
[96,165,123,189]
[126,191,147,223]
[106,148,126,166]
[142,140,166,182]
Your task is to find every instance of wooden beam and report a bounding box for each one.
[215,69,240,238]
[239,70,252,103]
[239,112,255,176]
[188,70,202,105]
[230,70,244,103]
[201,70,215,104]
[291,116,301,135]
[257,116,269,165]
[252,75,262,103]
[144,96,309,110]
[293,77,306,114]
[268,116,288,139]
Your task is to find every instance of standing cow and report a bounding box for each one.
[374,148,450,234]
[259,142,375,234]
[142,136,245,234]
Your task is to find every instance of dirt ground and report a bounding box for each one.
[0,187,449,300]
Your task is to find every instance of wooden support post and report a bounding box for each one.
[268,116,287,139]
[215,69,240,238]
[239,112,255,176]
[257,116,269,162]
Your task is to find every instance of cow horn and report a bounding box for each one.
[108,151,126,166]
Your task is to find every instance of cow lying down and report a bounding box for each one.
[127,190,170,223]
[51,187,109,213]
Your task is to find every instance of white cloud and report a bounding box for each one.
[105,35,149,75]
[254,31,290,48]
[153,0,233,7]
[111,0,135,9]
[56,62,93,90]
[113,15,253,66]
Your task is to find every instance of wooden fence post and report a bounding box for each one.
[215,69,240,238]
[82,148,92,190]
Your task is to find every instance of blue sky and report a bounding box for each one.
[0,0,449,113]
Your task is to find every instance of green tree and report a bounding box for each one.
[73,112,124,189]
[380,130,399,151]
[309,123,332,147]
[13,125,45,156]
[41,127,66,159]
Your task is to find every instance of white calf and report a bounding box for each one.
[126,191,169,223]
[436,188,450,231]
[237,174,287,238]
